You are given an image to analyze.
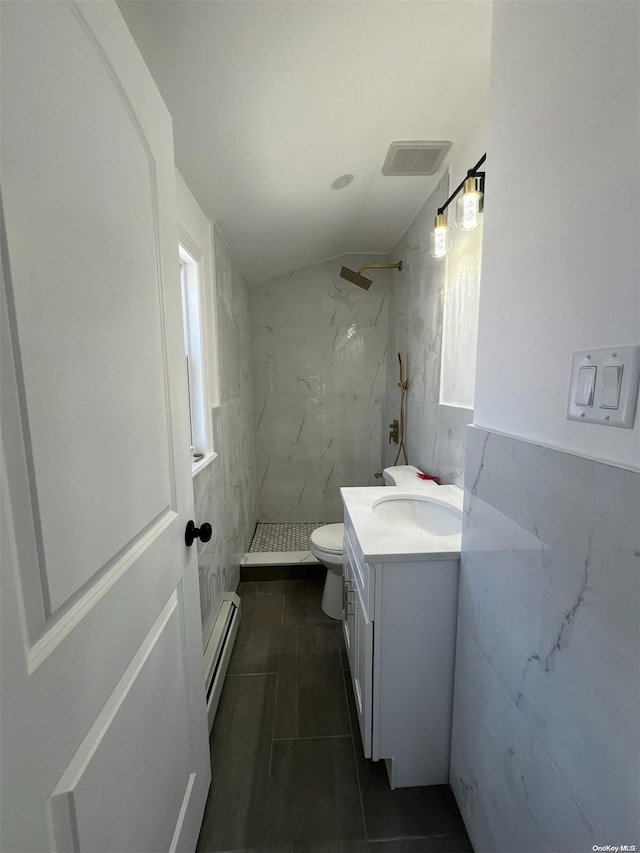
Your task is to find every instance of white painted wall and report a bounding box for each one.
[447,114,488,200]
[474,0,640,470]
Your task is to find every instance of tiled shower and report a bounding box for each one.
[250,253,390,525]
[246,171,477,560]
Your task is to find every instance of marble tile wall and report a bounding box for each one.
[383,174,473,486]
[251,255,389,521]
[193,226,257,640]
[451,425,640,851]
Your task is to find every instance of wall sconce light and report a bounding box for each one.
[428,213,451,259]
[455,176,483,231]
[429,153,486,257]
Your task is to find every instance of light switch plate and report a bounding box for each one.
[567,345,640,427]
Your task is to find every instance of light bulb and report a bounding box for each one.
[455,177,483,231]
[429,213,451,258]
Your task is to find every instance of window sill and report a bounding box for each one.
[192,451,218,478]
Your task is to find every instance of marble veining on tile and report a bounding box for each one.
[383,174,473,490]
[193,228,257,639]
[251,255,389,522]
[451,425,640,851]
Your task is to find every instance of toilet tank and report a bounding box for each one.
[383,465,442,496]
[382,464,424,486]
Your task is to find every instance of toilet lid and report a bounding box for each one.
[311,523,344,554]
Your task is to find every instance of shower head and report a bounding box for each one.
[339,261,403,290]
[340,266,373,290]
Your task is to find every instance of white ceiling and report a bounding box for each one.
[118,1,492,284]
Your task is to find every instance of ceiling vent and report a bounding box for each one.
[382,141,451,176]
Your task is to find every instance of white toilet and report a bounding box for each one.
[309,523,345,620]
[310,465,432,619]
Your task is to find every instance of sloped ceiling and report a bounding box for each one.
[118,1,492,284]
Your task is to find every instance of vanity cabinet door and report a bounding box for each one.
[342,553,356,672]
[352,583,373,758]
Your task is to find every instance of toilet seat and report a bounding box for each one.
[310,523,344,555]
[310,523,344,574]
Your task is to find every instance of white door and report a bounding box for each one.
[0,3,211,851]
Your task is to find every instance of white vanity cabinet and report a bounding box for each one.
[342,514,460,789]
[343,529,374,756]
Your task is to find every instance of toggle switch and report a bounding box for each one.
[568,345,640,427]
[575,365,596,406]
[600,364,623,409]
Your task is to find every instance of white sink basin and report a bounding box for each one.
[372,494,462,536]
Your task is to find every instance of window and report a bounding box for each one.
[179,242,211,469]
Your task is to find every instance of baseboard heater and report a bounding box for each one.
[203,591,241,732]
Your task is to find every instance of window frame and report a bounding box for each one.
[177,227,217,476]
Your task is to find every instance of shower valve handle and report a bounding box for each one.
[185,520,213,547]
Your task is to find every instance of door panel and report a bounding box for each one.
[47,589,192,853]
[0,4,210,851]
[3,0,174,615]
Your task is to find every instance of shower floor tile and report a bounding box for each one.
[248,522,327,553]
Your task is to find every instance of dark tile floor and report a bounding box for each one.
[197,578,472,853]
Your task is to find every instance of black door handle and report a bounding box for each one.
[185,520,212,547]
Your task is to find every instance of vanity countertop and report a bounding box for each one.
[340,482,464,563]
